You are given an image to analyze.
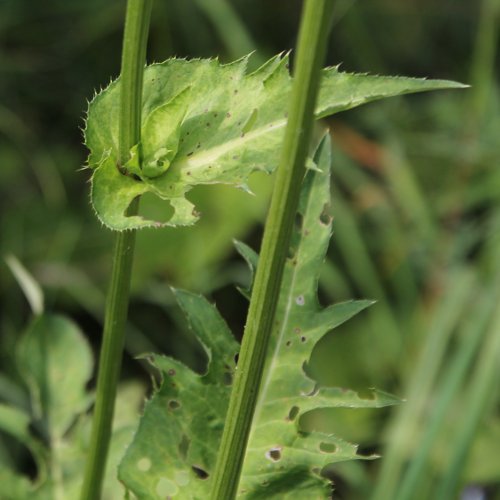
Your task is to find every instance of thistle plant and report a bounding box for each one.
[76,0,465,498]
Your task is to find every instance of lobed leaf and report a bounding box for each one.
[84,53,465,230]
[237,137,397,497]
[118,289,239,498]
[119,135,400,499]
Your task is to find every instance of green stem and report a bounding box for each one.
[79,0,153,498]
[469,0,499,122]
[208,1,334,498]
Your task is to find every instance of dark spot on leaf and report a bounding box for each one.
[168,400,180,410]
[320,204,332,225]
[286,340,291,347]
[213,112,218,118]
[206,123,210,127]
[196,143,201,149]
[265,447,282,462]
[187,171,191,176]
[234,89,238,94]
[288,406,299,421]
[226,112,231,118]
[208,165,212,169]
[167,369,176,376]
[186,131,190,136]
[234,353,239,365]
[232,155,239,160]
[187,152,193,157]
[301,336,306,342]
[192,466,209,479]
[319,442,337,453]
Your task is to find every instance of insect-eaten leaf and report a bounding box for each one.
[118,136,401,499]
[84,53,465,230]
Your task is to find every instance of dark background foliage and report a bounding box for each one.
[1,0,498,498]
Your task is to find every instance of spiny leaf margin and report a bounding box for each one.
[84,53,465,230]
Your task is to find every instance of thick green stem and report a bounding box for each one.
[79,0,153,498]
[208,1,334,498]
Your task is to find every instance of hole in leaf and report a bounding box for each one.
[191,466,209,479]
[137,192,174,224]
[319,442,337,454]
[168,400,180,410]
[234,353,239,365]
[265,447,282,462]
[288,406,299,421]
[295,295,305,306]
[178,434,190,460]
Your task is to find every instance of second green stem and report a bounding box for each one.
[79,0,153,498]
[209,1,334,498]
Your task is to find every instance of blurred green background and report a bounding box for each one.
[1,0,499,498]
